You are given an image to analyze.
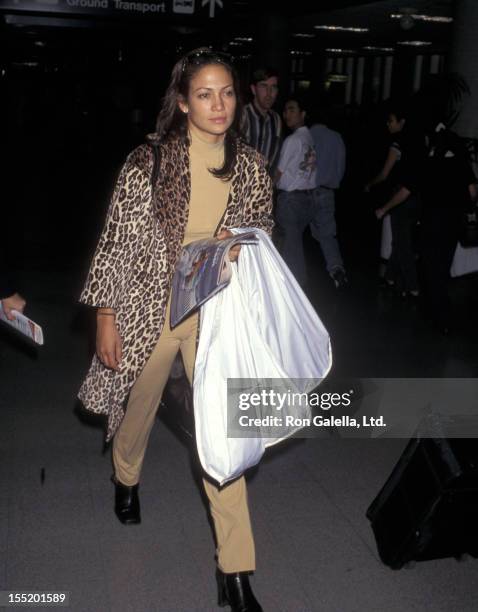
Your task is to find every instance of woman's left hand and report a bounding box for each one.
[375,208,386,220]
[216,229,241,262]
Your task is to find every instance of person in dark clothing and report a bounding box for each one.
[376,123,476,332]
[419,124,476,332]
[373,105,425,297]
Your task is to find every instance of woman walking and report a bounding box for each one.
[78,48,273,611]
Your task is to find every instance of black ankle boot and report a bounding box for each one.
[113,478,141,525]
[216,569,263,612]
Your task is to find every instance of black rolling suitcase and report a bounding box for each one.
[366,437,478,569]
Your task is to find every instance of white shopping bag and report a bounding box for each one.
[450,242,478,277]
[193,229,332,485]
[380,214,392,260]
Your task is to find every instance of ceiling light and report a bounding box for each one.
[234,37,253,42]
[391,13,452,24]
[327,74,348,83]
[397,41,432,46]
[363,46,394,52]
[293,33,315,38]
[13,62,39,67]
[315,25,368,33]
[290,51,313,56]
[326,48,356,54]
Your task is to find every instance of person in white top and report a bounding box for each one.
[275,95,319,286]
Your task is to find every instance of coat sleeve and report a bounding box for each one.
[242,151,274,236]
[80,156,152,309]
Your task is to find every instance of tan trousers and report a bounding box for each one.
[112,300,255,572]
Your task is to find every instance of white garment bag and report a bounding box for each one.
[193,228,332,485]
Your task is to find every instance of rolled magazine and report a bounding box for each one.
[170,232,258,328]
[0,304,44,345]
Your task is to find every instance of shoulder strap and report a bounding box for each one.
[148,142,161,194]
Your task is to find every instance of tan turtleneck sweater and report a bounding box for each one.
[182,127,232,246]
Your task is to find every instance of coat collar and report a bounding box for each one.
[154,136,248,235]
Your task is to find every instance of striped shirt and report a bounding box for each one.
[242,102,282,175]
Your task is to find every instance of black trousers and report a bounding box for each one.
[420,209,460,327]
[386,195,420,292]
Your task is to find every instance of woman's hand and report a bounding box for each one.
[96,311,122,371]
[1,292,26,321]
[375,208,386,220]
[216,229,241,262]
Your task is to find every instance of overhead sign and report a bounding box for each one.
[173,0,194,14]
[0,0,225,19]
[202,0,222,19]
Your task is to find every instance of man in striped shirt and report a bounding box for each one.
[242,67,282,176]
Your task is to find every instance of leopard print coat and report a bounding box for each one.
[78,136,273,441]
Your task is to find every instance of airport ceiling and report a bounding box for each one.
[234,0,454,54]
[289,0,453,52]
[0,0,454,59]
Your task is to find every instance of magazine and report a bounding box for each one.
[0,304,44,345]
[170,232,258,328]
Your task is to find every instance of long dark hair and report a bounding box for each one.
[154,47,243,180]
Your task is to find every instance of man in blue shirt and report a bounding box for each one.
[310,112,347,288]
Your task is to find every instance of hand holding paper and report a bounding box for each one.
[0,303,44,345]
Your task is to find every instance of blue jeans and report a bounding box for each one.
[276,188,344,286]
